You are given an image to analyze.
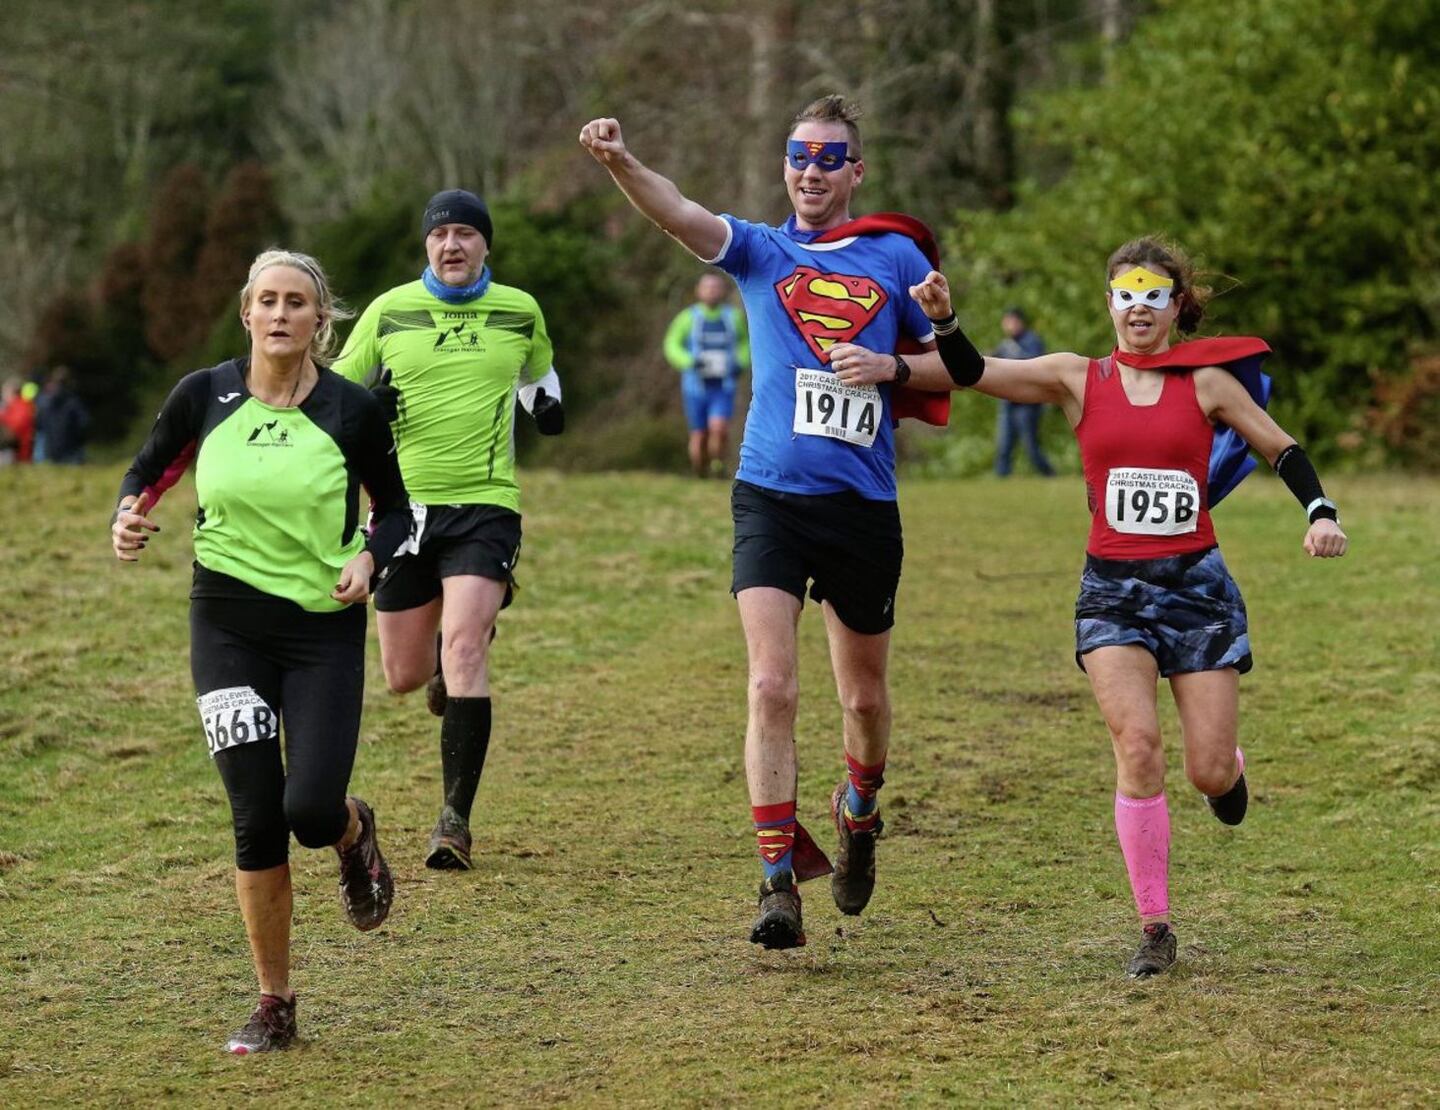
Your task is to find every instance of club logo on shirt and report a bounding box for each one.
[246,420,293,448]
[774,266,889,361]
[433,321,484,352]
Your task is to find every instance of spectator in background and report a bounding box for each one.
[0,376,36,464]
[993,308,1054,477]
[663,270,749,478]
[34,366,90,464]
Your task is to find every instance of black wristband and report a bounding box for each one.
[935,325,984,387]
[892,355,911,386]
[1274,444,1337,522]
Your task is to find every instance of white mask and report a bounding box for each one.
[1110,265,1174,312]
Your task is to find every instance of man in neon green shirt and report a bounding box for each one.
[334,189,562,870]
[662,270,749,477]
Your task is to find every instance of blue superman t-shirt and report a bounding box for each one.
[707,215,935,500]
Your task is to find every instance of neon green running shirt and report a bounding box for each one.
[334,279,553,511]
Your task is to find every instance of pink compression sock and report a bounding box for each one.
[1114,791,1171,923]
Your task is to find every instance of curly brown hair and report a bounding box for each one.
[1106,236,1213,334]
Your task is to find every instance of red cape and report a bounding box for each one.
[812,214,950,427]
[1113,336,1271,371]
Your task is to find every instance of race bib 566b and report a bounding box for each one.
[1105,467,1200,535]
[793,369,881,448]
[197,685,278,758]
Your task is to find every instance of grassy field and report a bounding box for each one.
[1,465,1436,1106]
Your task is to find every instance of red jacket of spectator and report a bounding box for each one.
[0,393,37,461]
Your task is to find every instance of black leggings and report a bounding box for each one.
[190,597,367,871]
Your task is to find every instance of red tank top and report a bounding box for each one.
[1076,354,1216,559]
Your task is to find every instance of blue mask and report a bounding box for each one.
[786,139,856,173]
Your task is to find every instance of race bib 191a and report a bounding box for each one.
[197,685,278,758]
[1105,467,1201,535]
[793,369,881,448]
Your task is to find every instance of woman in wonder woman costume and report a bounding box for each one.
[871,236,1348,978]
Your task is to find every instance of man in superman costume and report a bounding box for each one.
[582,96,961,949]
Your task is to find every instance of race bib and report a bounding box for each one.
[1106,468,1201,535]
[696,351,729,380]
[197,686,278,758]
[792,369,881,448]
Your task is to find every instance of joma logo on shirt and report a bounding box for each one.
[246,421,293,447]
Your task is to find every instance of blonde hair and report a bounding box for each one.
[239,249,353,362]
[790,94,863,155]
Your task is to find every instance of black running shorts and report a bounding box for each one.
[731,479,903,635]
[375,503,522,613]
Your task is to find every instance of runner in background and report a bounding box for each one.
[663,270,749,477]
[334,189,563,873]
[112,249,409,1052]
[908,237,1348,978]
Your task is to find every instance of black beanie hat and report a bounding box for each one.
[422,189,493,247]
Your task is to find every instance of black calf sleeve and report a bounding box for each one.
[1274,444,1338,522]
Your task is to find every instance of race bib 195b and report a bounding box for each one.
[793,369,880,448]
[197,685,278,758]
[1105,467,1201,535]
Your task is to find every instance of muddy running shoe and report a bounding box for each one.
[1126,922,1178,979]
[1205,772,1248,826]
[424,805,473,871]
[749,871,806,950]
[224,992,297,1055]
[830,780,882,916]
[337,797,394,931]
[425,671,448,718]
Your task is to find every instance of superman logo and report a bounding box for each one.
[774,267,889,361]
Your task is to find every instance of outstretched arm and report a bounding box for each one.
[579,117,728,261]
[907,270,1085,415]
[1196,368,1348,558]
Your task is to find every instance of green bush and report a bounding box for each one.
[935,0,1440,468]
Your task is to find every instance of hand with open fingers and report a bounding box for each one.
[578,117,628,167]
[332,551,375,604]
[910,270,953,321]
[1303,518,1347,558]
[112,491,159,562]
[828,342,894,386]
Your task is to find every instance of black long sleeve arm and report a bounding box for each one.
[349,391,413,576]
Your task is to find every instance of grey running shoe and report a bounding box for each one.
[424,805,473,871]
[830,780,882,916]
[1126,923,1178,979]
[337,798,394,931]
[1205,773,1248,826]
[425,671,448,718]
[749,870,806,950]
[224,993,297,1055]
